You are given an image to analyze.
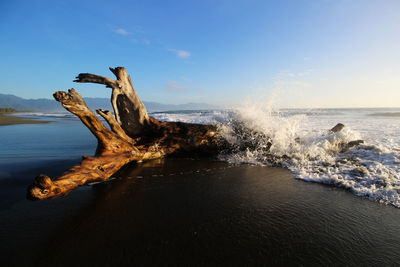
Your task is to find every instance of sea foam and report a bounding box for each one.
[153,106,400,208]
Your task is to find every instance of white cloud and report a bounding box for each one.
[273,69,313,90]
[113,28,131,35]
[303,57,312,61]
[168,48,191,59]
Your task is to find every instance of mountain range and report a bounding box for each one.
[0,93,217,112]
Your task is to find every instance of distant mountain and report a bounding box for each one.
[0,93,217,113]
[0,94,60,111]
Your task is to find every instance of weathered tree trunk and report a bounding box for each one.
[28,67,221,200]
[27,67,364,200]
[74,67,151,136]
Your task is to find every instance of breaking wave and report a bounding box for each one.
[15,112,76,119]
[154,106,400,208]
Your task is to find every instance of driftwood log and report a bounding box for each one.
[28,67,222,200]
[27,67,364,200]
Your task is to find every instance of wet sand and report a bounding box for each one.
[1,158,400,266]
[0,114,50,126]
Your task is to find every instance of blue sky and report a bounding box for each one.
[0,0,399,108]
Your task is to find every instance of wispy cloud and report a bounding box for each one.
[111,26,153,46]
[168,48,191,59]
[113,28,131,35]
[303,57,312,61]
[165,80,202,92]
[273,68,313,88]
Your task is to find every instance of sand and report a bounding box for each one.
[1,158,400,266]
[0,114,51,126]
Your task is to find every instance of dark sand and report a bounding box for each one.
[0,114,51,126]
[1,158,400,266]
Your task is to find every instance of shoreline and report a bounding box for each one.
[0,113,51,126]
[1,158,400,266]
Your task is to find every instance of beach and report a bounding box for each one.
[0,113,50,126]
[1,158,400,266]
[2,1,400,265]
[1,111,400,266]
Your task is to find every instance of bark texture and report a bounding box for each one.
[28,67,221,200]
[27,67,364,200]
[74,67,151,136]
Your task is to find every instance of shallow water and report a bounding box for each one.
[1,111,400,265]
[1,109,399,208]
[152,107,400,208]
[1,158,400,266]
[0,116,95,166]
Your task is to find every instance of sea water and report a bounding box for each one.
[1,108,399,207]
[152,107,400,208]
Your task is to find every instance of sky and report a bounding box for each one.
[0,0,399,108]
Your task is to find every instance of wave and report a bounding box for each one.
[25,108,400,207]
[152,110,231,125]
[213,106,400,208]
[15,112,76,119]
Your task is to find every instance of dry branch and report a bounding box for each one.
[28,67,364,200]
[74,67,150,136]
[28,67,221,200]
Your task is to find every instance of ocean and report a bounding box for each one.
[1,107,399,207]
[1,107,400,265]
[153,107,400,208]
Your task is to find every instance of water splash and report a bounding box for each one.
[152,105,400,207]
[218,104,400,208]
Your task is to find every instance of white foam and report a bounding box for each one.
[152,110,228,125]
[15,112,75,118]
[216,105,400,208]
[33,106,398,207]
